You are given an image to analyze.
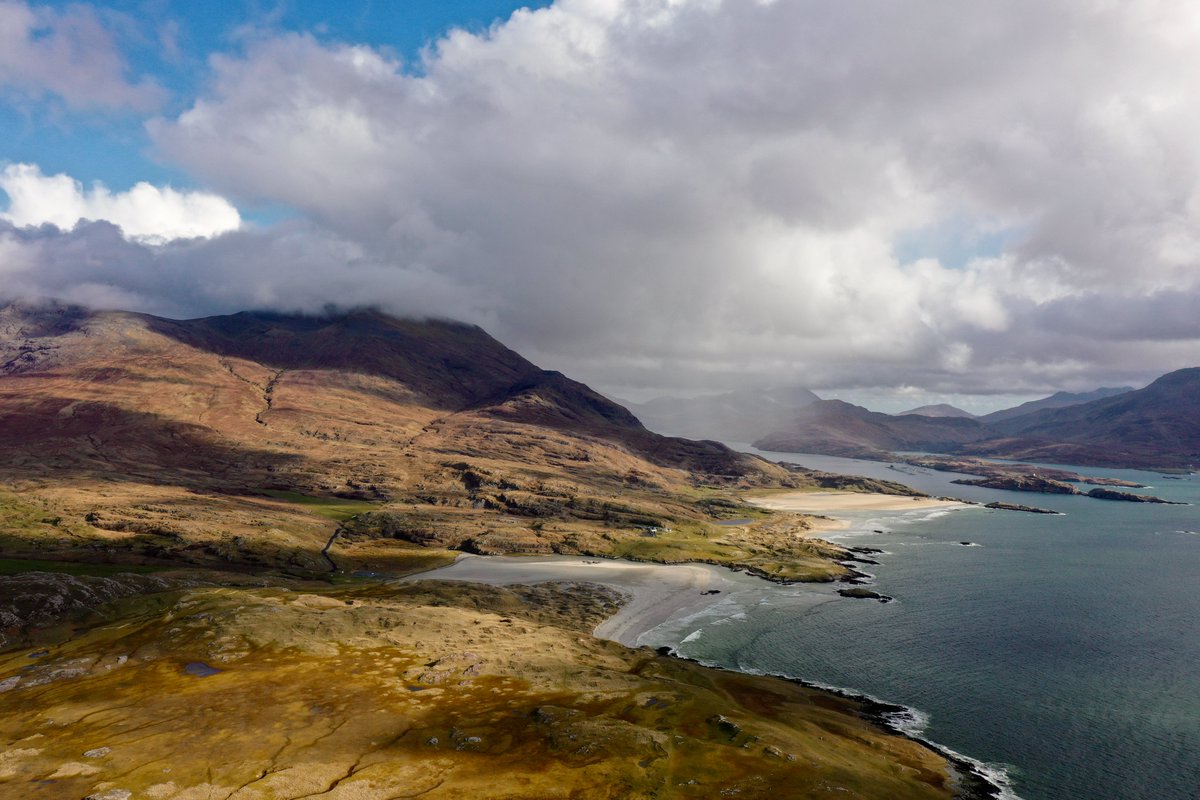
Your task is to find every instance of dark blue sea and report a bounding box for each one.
[644,447,1200,800]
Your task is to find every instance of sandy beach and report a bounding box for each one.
[403,554,835,647]
[748,490,965,514]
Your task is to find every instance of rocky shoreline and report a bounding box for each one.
[654,645,1007,800]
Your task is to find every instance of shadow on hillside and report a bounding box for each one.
[0,399,303,490]
[145,310,541,411]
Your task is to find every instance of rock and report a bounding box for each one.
[983,502,1059,514]
[532,705,580,725]
[1081,477,1146,488]
[83,747,111,758]
[1085,488,1179,503]
[707,714,742,739]
[838,587,893,603]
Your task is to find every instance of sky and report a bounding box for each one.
[3,0,1200,412]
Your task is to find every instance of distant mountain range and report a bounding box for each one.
[623,385,821,443]
[898,403,975,419]
[976,387,1133,424]
[754,375,1200,470]
[754,399,992,460]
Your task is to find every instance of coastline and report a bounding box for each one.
[654,644,1011,800]
[410,548,1014,800]
[403,553,836,646]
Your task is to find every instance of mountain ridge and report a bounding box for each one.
[754,373,1198,469]
[978,386,1133,425]
[898,403,975,419]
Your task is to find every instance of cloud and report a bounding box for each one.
[0,0,164,111]
[17,0,1200,397]
[0,219,492,324]
[0,163,241,243]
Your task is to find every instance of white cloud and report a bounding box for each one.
[0,218,493,325]
[0,0,164,111]
[0,164,241,243]
[14,0,1200,397]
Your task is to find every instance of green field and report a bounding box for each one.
[259,490,377,521]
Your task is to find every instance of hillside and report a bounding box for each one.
[628,386,820,442]
[754,374,1198,470]
[898,403,975,419]
[0,302,872,582]
[753,400,992,458]
[979,386,1133,424]
[966,369,1200,468]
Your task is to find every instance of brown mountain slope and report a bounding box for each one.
[0,302,859,581]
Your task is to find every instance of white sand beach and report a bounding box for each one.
[749,490,965,514]
[403,554,834,647]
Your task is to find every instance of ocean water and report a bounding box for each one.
[640,448,1200,800]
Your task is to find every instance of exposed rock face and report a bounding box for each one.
[0,572,191,650]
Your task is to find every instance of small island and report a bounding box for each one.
[955,475,1176,503]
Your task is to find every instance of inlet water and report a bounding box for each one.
[639,448,1200,800]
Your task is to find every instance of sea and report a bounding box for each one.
[637,447,1200,800]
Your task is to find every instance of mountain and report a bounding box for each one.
[966,369,1200,468]
[754,399,992,459]
[898,403,975,419]
[2,302,875,582]
[627,385,821,442]
[754,373,1199,470]
[979,386,1133,424]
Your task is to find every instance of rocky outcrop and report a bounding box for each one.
[1084,488,1182,504]
[951,475,1077,494]
[983,502,1061,514]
